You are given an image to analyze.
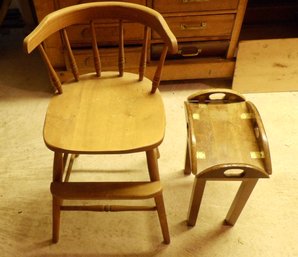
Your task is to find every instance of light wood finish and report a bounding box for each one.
[31,0,248,82]
[62,28,79,81]
[43,72,166,153]
[233,38,298,93]
[90,20,101,77]
[225,179,258,225]
[184,89,272,226]
[139,26,149,81]
[38,44,62,94]
[24,2,177,244]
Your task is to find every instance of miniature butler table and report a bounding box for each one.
[184,89,272,226]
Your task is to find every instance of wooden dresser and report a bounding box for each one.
[32,0,248,82]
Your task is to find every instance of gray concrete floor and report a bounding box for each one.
[1,29,298,257]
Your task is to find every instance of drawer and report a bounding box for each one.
[65,22,144,47]
[151,40,229,60]
[58,0,146,8]
[154,0,239,13]
[67,47,142,71]
[152,14,235,39]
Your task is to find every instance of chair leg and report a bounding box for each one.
[146,149,160,181]
[155,148,160,159]
[52,152,64,243]
[184,142,191,175]
[146,149,170,244]
[225,179,258,226]
[187,177,206,226]
[52,196,61,243]
[155,194,170,244]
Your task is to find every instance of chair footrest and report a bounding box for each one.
[51,181,162,200]
[60,204,157,212]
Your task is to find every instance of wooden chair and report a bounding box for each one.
[184,89,272,226]
[24,2,177,244]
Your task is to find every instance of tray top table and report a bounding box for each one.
[184,89,272,226]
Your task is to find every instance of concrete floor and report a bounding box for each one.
[1,29,298,257]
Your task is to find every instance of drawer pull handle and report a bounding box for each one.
[180,22,207,30]
[182,0,209,3]
[178,47,202,57]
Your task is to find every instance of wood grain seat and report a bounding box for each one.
[24,2,178,244]
[184,89,272,226]
[44,72,165,153]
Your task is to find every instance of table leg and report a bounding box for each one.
[187,177,206,226]
[225,179,258,225]
[184,143,191,175]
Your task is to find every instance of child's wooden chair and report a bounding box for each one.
[24,2,177,244]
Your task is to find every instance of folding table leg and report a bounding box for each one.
[225,179,258,225]
[187,177,206,226]
[184,143,191,175]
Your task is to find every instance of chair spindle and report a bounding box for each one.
[90,20,101,77]
[118,19,124,76]
[139,26,149,81]
[151,45,168,94]
[62,29,79,81]
[38,44,63,94]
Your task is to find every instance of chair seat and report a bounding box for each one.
[43,71,166,154]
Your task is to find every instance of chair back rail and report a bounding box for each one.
[139,26,149,81]
[90,20,101,77]
[38,44,62,94]
[118,19,124,77]
[24,2,178,93]
[62,28,79,81]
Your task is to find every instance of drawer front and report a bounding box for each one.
[152,14,235,39]
[58,0,146,8]
[66,22,144,47]
[68,47,142,71]
[151,40,229,60]
[154,0,239,13]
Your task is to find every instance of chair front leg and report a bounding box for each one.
[146,149,170,244]
[52,151,64,243]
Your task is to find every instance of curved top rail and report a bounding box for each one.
[24,2,178,54]
[187,88,246,103]
[197,163,270,179]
